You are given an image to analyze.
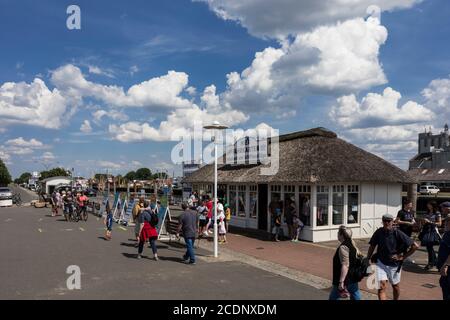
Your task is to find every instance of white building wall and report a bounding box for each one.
[358,183,402,240]
[45,178,72,193]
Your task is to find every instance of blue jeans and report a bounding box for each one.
[183,237,196,263]
[329,283,361,300]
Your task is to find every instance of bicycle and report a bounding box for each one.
[12,193,22,206]
[75,204,88,222]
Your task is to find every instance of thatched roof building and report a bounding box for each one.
[183,127,412,243]
[184,127,413,185]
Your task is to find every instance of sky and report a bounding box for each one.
[1,0,450,178]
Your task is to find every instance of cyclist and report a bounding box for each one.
[76,191,88,221]
[63,191,75,222]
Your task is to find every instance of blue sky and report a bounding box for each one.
[1,0,450,178]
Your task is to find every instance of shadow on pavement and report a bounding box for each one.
[122,253,139,259]
[402,262,441,275]
[157,256,186,263]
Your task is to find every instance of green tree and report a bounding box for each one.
[0,158,12,187]
[94,173,108,181]
[15,172,32,184]
[39,168,70,180]
[135,168,152,180]
[124,171,136,181]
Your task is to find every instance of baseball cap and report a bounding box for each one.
[440,202,450,208]
[382,213,394,221]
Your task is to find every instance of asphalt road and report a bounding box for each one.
[0,206,328,300]
[8,184,38,204]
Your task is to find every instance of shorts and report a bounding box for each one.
[376,261,401,285]
[199,219,207,227]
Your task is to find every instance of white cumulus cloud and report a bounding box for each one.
[197,0,421,39]
[331,87,435,129]
[0,78,68,129]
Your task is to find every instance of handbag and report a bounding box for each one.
[420,225,441,246]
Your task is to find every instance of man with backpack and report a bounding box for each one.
[367,213,419,300]
[437,217,450,300]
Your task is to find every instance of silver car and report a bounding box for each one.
[0,187,13,207]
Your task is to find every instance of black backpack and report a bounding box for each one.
[150,212,159,227]
[348,254,371,283]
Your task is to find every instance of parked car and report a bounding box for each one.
[419,185,440,195]
[0,187,13,207]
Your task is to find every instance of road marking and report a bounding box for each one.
[118,226,127,231]
[79,227,85,232]
[38,218,43,222]
[5,218,12,222]
[64,229,73,232]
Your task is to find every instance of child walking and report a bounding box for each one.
[218,210,227,244]
[291,214,304,242]
[104,200,113,240]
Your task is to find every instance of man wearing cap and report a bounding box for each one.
[440,202,450,221]
[367,213,419,300]
[437,217,450,300]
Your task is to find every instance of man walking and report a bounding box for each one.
[367,213,419,300]
[440,202,450,221]
[437,217,450,300]
[178,203,198,265]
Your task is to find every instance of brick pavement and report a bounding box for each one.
[205,231,442,300]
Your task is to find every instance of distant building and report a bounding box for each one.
[182,161,202,178]
[409,124,450,190]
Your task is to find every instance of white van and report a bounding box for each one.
[419,185,440,195]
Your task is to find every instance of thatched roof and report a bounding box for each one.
[408,168,450,182]
[183,127,414,184]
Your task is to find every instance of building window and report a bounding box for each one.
[347,185,359,224]
[332,185,344,225]
[299,185,311,226]
[249,185,257,219]
[218,184,227,201]
[229,185,237,217]
[269,185,282,225]
[238,185,246,217]
[270,185,281,192]
[284,185,296,224]
[316,186,329,226]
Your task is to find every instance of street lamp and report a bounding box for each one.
[203,121,228,258]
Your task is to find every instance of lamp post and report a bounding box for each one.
[203,121,228,258]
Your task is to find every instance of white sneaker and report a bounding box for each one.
[203,231,209,237]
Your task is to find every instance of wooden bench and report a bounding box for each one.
[166,219,181,243]
[166,219,203,248]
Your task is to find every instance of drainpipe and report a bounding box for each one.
[407,183,418,212]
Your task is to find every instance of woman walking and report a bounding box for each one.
[137,201,159,261]
[420,201,442,270]
[329,226,362,300]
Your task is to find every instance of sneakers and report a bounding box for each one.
[154,255,159,261]
[137,254,142,259]
[203,231,209,237]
